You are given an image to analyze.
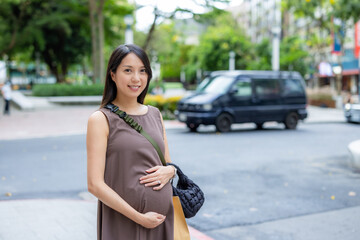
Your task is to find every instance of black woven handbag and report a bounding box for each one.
[106,103,205,218]
[166,162,204,218]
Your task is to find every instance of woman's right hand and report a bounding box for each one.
[139,212,166,229]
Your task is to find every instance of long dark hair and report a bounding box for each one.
[100,44,152,108]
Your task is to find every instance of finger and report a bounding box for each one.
[153,183,164,191]
[156,215,166,225]
[145,180,162,187]
[140,177,159,184]
[139,172,158,181]
[156,214,165,220]
[145,166,161,173]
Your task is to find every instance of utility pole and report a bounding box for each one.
[229,51,235,71]
[272,0,281,71]
[124,15,134,44]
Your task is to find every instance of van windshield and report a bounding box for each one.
[197,75,234,94]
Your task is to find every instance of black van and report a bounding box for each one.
[175,70,308,132]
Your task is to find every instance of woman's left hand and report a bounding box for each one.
[139,166,175,190]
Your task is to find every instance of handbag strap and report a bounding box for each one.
[105,103,166,166]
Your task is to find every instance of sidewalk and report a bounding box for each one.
[0,198,213,240]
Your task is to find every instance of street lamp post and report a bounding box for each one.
[124,14,134,44]
[272,0,281,71]
[229,51,235,71]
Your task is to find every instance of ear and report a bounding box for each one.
[110,71,115,81]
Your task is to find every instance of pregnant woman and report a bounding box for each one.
[87,44,176,239]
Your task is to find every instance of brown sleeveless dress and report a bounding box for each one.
[97,105,174,240]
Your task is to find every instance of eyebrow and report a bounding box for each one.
[121,65,145,68]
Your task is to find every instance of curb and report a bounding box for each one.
[348,140,360,169]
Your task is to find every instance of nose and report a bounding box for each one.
[132,71,141,82]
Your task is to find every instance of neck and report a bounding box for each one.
[112,96,140,112]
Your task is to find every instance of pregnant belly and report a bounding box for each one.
[142,182,173,215]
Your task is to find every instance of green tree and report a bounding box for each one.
[247,38,272,70]
[0,0,28,57]
[0,0,91,83]
[27,0,91,83]
[280,36,309,76]
[149,23,183,81]
[332,0,360,24]
[89,0,133,83]
[185,12,254,82]
[246,36,309,76]
[138,0,230,52]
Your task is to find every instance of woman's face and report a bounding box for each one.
[111,53,148,101]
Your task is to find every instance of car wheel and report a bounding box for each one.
[284,112,298,129]
[256,123,263,130]
[216,113,233,132]
[187,123,199,132]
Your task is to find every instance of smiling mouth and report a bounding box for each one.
[128,85,141,90]
[129,86,140,90]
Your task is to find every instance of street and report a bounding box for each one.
[1,114,360,239]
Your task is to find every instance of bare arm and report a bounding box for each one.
[87,111,165,228]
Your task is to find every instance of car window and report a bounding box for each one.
[254,79,280,98]
[199,75,234,94]
[232,80,252,97]
[196,77,211,92]
[282,78,305,96]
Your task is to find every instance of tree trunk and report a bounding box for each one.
[89,0,105,83]
[61,62,68,83]
[0,1,27,56]
[97,0,105,83]
[143,10,159,52]
[42,50,63,83]
[89,0,99,83]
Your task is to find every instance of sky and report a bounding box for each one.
[134,0,241,31]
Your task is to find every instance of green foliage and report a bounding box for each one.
[0,0,92,83]
[280,36,309,76]
[164,82,184,90]
[0,0,132,83]
[332,0,360,24]
[149,23,183,81]
[246,38,272,70]
[184,11,254,82]
[103,0,134,46]
[148,80,165,94]
[32,84,104,97]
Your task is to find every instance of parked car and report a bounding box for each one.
[344,103,360,123]
[175,70,308,132]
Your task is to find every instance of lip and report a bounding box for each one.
[128,85,141,92]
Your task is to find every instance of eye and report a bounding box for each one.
[140,68,147,73]
[124,69,131,73]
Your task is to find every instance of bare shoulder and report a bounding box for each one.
[87,111,109,133]
[89,110,107,123]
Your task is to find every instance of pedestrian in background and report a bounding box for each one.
[87,44,176,239]
[1,80,12,115]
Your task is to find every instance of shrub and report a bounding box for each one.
[163,82,183,90]
[144,94,166,110]
[144,94,183,120]
[32,84,104,97]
